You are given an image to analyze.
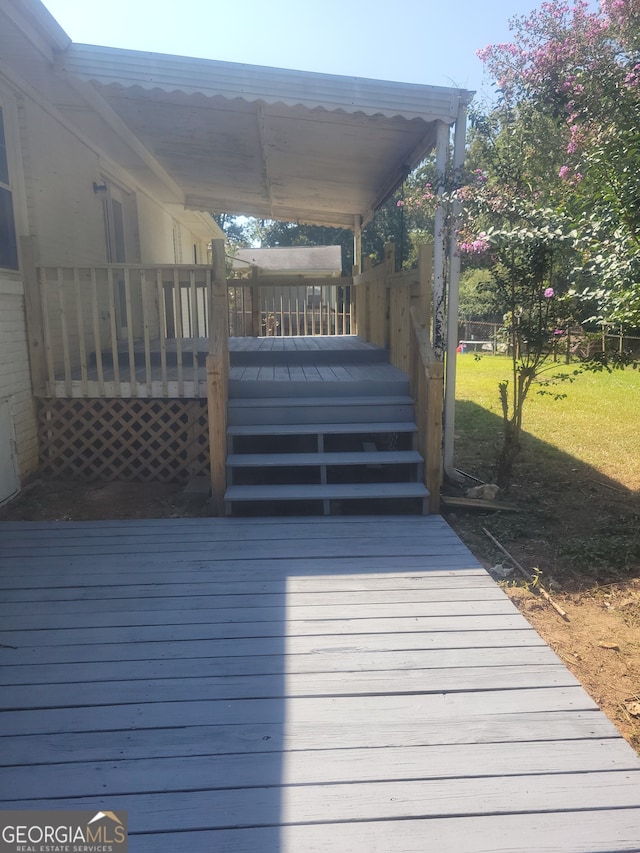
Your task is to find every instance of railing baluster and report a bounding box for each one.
[40,268,55,395]
[157,268,168,397]
[107,268,120,396]
[124,268,136,395]
[74,268,88,396]
[141,268,152,395]
[173,269,184,397]
[90,269,104,396]
[190,268,199,395]
[57,269,72,396]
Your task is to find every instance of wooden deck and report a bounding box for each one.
[55,335,407,397]
[1,516,640,851]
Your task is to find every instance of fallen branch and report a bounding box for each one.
[482,527,569,621]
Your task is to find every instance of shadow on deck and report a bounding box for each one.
[1,515,640,851]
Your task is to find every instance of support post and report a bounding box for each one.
[250,266,260,337]
[207,238,229,515]
[20,236,47,396]
[383,242,395,349]
[353,214,362,274]
[432,121,449,359]
[416,243,433,330]
[443,99,469,482]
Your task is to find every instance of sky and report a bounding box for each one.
[41,0,550,100]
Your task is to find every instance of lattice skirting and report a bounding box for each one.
[38,398,209,482]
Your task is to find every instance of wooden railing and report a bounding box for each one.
[228,276,352,337]
[27,264,354,399]
[28,263,215,399]
[353,243,443,511]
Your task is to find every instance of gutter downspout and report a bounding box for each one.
[443,97,469,483]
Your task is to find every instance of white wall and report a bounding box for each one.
[0,278,38,486]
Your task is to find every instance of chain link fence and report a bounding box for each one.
[458,319,640,358]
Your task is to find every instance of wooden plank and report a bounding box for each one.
[21,239,47,395]
[190,268,199,393]
[73,268,89,395]
[124,268,137,393]
[226,450,423,467]
[0,613,532,648]
[7,514,454,535]
[0,688,598,737]
[0,531,476,560]
[6,771,638,831]
[0,665,579,710]
[173,270,184,396]
[38,268,55,395]
[0,646,561,686]
[128,810,640,853]
[2,739,637,802]
[227,420,418,436]
[90,268,105,395]
[0,630,547,666]
[0,596,516,629]
[106,268,121,395]
[140,268,152,392]
[0,710,621,768]
[57,268,72,396]
[0,562,488,590]
[156,268,168,396]
[208,239,229,515]
[0,576,499,608]
[225,483,428,503]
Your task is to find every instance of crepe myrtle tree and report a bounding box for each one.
[477,0,640,329]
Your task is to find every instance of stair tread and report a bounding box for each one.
[227,421,418,436]
[225,482,429,501]
[228,395,413,408]
[227,451,423,467]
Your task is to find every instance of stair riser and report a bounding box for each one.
[228,404,416,426]
[230,349,389,367]
[230,380,410,398]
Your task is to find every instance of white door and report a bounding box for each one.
[0,399,18,503]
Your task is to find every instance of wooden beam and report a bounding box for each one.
[20,237,47,396]
[207,239,229,515]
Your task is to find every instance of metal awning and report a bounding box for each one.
[56,44,472,228]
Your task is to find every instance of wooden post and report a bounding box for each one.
[425,360,444,513]
[353,215,362,274]
[20,236,47,396]
[417,243,433,330]
[383,243,394,349]
[250,267,260,337]
[207,238,229,516]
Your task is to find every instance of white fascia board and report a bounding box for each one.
[58,43,474,123]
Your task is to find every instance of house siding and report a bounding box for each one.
[0,276,38,484]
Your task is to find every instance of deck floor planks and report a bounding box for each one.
[1,515,639,851]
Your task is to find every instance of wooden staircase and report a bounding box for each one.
[224,338,429,515]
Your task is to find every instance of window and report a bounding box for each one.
[0,107,18,270]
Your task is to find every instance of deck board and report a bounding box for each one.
[1,515,639,851]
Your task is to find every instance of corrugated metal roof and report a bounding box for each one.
[234,246,342,274]
[53,42,472,227]
[57,44,472,122]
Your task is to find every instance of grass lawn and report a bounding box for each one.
[454,353,640,490]
[449,353,640,585]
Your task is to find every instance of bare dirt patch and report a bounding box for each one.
[0,479,207,522]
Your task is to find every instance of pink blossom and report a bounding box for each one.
[559,165,570,180]
[544,287,555,298]
[396,200,404,208]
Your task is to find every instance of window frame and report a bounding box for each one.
[0,104,19,271]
